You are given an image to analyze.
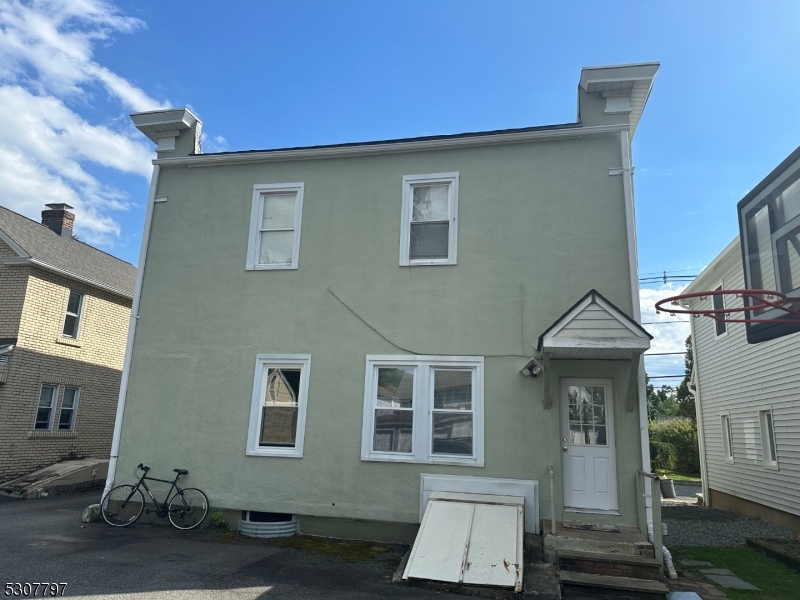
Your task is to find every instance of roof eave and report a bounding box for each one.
[2,257,133,300]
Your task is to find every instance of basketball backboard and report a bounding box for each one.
[737,145,800,343]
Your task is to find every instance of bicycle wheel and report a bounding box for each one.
[168,487,209,530]
[101,484,145,527]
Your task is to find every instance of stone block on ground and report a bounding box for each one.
[81,504,101,523]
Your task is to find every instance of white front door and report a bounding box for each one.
[561,378,618,512]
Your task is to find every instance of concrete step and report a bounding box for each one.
[557,549,662,581]
[559,571,668,600]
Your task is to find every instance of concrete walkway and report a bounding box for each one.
[0,492,461,600]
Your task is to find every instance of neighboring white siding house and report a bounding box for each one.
[685,238,800,528]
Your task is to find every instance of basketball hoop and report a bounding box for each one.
[654,289,800,324]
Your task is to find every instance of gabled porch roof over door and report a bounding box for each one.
[537,290,652,360]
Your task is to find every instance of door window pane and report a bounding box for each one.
[262,194,296,229]
[410,222,449,260]
[374,409,413,452]
[259,231,294,265]
[260,369,300,447]
[567,385,607,446]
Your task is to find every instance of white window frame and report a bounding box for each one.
[62,290,84,339]
[712,282,727,338]
[58,386,80,431]
[246,183,305,270]
[246,354,311,458]
[399,172,459,266]
[361,355,484,466]
[721,413,734,463]
[759,408,779,469]
[34,384,59,430]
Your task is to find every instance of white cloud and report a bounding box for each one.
[640,283,692,382]
[0,0,164,246]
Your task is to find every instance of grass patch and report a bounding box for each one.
[672,546,800,599]
[658,470,701,483]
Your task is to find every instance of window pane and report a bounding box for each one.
[409,222,449,260]
[766,413,777,462]
[35,408,52,429]
[433,370,472,409]
[261,193,296,229]
[265,369,300,406]
[777,224,800,294]
[260,406,298,446]
[38,386,55,408]
[432,413,473,455]
[58,409,74,430]
[67,291,82,315]
[412,185,449,222]
[713,288,728,335]
[62,314,78,337]
[373,409,413,452]
[376,367,413,408]
[62,387,78,409]
[259,231,294,265]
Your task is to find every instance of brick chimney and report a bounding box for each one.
[41,203,75,238]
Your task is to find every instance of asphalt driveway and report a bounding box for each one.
[0,492,455,599]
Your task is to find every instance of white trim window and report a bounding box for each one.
[759,408,778,467]
[34,384,58,430]
[58,386,80,430]
[721,414,734,463]
[400,173,459,266]
[62,290,84,338]
[246,183,304,270]
[246,354,311,458]
[361,355,484,466]
[712,284,727,337]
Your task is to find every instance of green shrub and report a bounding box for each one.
[209,511,227,528]
[649,417,700,475]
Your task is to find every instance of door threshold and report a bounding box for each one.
[564,507,621,516]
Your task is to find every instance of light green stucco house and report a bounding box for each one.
[106,63,660,545]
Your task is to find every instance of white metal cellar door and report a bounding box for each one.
[402,492,524,592]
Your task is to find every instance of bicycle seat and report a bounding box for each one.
[173,469,188,475]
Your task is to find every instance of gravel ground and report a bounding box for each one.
[663,504,796,546]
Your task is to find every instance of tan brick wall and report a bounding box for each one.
[0,240,28,338]
[0,251,132,482]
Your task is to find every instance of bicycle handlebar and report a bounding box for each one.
[137,463,150,472]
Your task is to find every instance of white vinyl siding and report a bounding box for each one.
[246,183,304,270]
[557,301,639,338]
[692,243,800,518]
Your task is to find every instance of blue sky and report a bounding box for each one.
[1,0,799,378]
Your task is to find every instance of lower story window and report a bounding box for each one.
[35,384,58,430]
[246,355,311,457]
[58,387,80,430]
[361,355,484,465]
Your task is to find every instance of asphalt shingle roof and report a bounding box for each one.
[0,205,136,298]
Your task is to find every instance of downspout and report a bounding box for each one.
[620,130,653,531]
[687,312,710,505]
[102,164,161,497]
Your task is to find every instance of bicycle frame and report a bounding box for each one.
[129,470,187,517]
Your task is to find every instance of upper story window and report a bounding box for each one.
[246,354,311,458]
[400,173,459,266]
[62,290,84,338]
[713,285,727,337]
[246,183,304,270]
[361,355,484,466]
[34,384,58,430]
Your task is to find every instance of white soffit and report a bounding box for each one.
[131,108,199,144]
[580,62,659,139]
[403,492,524,592]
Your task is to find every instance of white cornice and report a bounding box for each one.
[2,257,133,300]
[152,123,628,168]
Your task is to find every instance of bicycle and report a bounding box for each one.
[101,464,209,530]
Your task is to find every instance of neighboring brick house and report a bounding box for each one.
[0,203,136,482]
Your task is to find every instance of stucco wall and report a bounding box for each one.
[117,133,644,528]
